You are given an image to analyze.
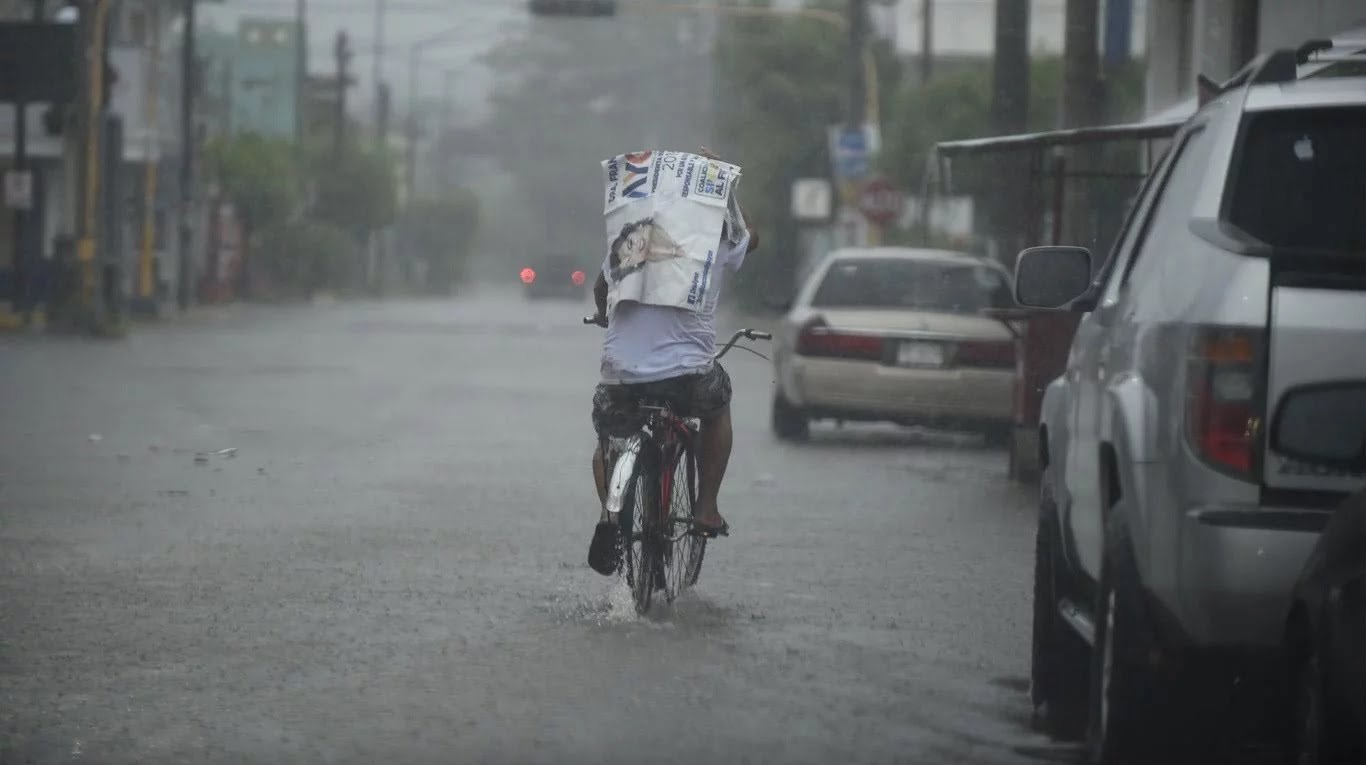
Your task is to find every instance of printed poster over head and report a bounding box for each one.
[601,150,746,316]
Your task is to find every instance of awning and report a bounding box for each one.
[927,113,1184,249]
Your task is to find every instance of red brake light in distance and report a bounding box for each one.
[796,319,884,361]
[520,267,537,285]
[1186,327,1261,477]
[571,270,586,286]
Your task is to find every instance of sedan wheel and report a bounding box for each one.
[771,391,810,442]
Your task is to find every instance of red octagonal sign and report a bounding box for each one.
[858,177,904,226]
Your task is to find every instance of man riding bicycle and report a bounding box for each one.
[587,147,760,576]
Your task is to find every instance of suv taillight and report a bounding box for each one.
[1186,327,1262,477]
[796,318,884,361]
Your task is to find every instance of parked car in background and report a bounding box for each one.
[521,254,590,300]
[1019,42,1366,764]
[770,247,1017,443]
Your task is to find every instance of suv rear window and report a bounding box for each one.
[811,258,1013,313]
[1228,106,1366,253]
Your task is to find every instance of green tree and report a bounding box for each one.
[402,190,481,294]
[257,219,363,296]
[711,2,901,306]
[306,143,399,241]
[204,133,301,236]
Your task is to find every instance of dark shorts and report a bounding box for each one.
[591,364,732,439]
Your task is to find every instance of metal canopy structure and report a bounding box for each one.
[931,114,1185,249]
[929,114,1187,483]
[935,117,1184,158]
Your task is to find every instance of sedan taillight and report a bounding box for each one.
[796,319,884,361]
[1186,327,1262,477]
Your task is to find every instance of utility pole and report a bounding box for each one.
[991,0,1030,135]
[334,31,351,159]
[845,0,867,130]
[136,0,162,314]
[843,0,869,245]
[177,0,197,311]
[1061,0,1101,130]
[375,83,390,143]
[372,0,386,144]
[294,0,306,149]
[1060,0,1100,246]
[990,0,1030,256]
[920,0,933,83]
[10,0,44,321]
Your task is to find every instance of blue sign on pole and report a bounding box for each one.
[829,126,870,180]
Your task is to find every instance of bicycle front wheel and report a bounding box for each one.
[664,441,706,596]
[618,449,660,615]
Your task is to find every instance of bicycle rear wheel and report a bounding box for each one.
[664,441,706,597]
[618,450,660,615]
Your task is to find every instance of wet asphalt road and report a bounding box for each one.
[0,292,1067,764]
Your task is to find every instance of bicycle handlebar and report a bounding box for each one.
[582,316,770,359]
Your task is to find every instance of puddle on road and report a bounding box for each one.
[537,579,744,635]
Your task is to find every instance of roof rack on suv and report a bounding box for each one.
[1201,38,1366,99]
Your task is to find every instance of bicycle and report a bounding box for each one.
[584,317,772,614]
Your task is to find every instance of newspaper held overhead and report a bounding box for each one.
[602,150,746,316]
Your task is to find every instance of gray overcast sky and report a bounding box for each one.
[198,0,807,126]
[202,0,524,125]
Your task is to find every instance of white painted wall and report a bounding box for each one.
[1258,0,1366,49]
[885,0,1148,59]
[1144,0,1366,116]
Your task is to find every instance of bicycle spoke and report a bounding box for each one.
[663,445,703,601]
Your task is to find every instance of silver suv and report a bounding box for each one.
[1015,42,1366,762]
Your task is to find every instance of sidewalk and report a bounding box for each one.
[0,306,44,333]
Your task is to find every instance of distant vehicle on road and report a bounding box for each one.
[522,254,590,300]
[770,247,1017,443]
[1018,40,1366,764]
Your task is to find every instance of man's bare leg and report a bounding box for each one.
[694,406,732,528]
[592,444,608,517]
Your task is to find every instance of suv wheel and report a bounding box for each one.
[771,390,810,442]
[1030,467,1088,740]
[1087,518,1165,764]
[1291,646,1362,765]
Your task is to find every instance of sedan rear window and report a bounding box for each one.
[811,258,1013,313]
[1228,106,1366,253]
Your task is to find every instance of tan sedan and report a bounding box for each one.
[771,248,1018,442]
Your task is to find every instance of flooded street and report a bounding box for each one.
[1,292,1061,763]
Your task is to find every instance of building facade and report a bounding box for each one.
[1145,0,1366,115]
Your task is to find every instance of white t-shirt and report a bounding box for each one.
[599,230,750,384]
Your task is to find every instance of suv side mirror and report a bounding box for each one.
[1271,383,1366,471]
[1014,246,1094,310]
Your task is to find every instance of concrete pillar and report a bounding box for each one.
[1145,0,1188,113]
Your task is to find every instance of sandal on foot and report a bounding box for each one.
[588,521,619,575]
[691,520,730,538]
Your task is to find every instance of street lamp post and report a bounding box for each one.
[178,0,197,311]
